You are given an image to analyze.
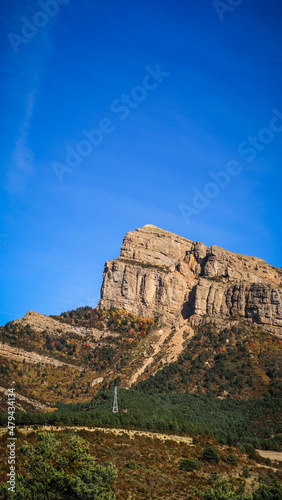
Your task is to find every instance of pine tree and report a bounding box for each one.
[0,431,117,499]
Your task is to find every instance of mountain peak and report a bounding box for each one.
[99,226,282,336]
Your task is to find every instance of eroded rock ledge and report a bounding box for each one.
[99,225,282,335]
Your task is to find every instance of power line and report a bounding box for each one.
[112,386,118,413]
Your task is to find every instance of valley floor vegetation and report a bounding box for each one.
[0,428,281,499]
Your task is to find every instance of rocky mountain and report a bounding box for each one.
[0,231,281,500]
[99,225,282,336]
[0,225,281,412]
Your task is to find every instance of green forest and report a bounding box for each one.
[136,321,282,399]
[0,389,281,451]
[0,307,281,498]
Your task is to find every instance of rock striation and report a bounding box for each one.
[0,341,82,370]
[99,225,282,335]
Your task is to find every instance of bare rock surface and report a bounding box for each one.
[14,311,88,336]
[0,342,82,370]
[99,225,282,335]
[14,310,105,341]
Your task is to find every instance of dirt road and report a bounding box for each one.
[1,424,281,462]
[0,424,193,445]
[256,449,282,462]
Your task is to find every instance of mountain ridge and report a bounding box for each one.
[0,225,281,412]
[99,225,282,336]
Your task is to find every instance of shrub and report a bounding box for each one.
[242,443,256,454]
[201,481,243,499]
[241,467,250,478]
[226,454,238,465]
[252,480,282,500]
[0,431,117,499]
[125,460,138,469]
[179,458,200,471]
[202,446,220,464]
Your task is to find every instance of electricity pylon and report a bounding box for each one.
[112,386,118,413]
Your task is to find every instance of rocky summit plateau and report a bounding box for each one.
[99,224,282,336]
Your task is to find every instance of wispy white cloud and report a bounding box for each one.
[5,4,56,194]
[7,73,39,193]
[13,89,36,166]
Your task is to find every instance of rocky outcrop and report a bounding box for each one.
[99,225,282,335]
[14,311,89,337]
[91,377,104,387]
[0,342,82,370]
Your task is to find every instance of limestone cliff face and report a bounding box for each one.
[99,225,282,335]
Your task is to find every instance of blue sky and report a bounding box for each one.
[1,0,282,325]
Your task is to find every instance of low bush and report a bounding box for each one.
[179,458,200,471]
[202,446,220,464]
[226,454,238,465]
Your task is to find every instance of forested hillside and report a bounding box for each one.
[136,320,282,399]
[0,307,160,409]
[0,308,281,418]
[0,310,282,498]
[0,389,280,451]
